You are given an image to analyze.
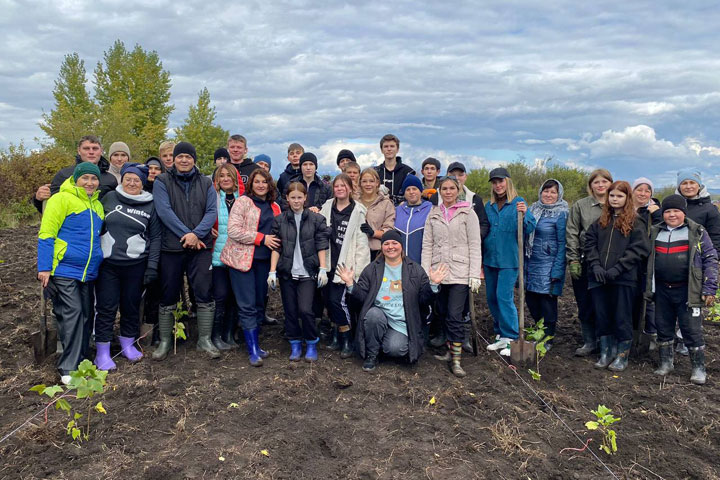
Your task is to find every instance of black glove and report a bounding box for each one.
[144,268,158,286]
[591,265,606,284]
[360,222,375,237]
[605,267,621,282]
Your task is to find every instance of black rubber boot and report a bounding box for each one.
[339,329,353,359]
[152,306,174,361]
[327,326,340,350]
[594,336,614,369]
[461,321,474,354]
[653,341,674,376]
[689,346,706,385]
[608,340,631,372]
[575,320,597,356]
[211,311,233,351]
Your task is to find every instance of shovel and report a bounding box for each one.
[469,291,480,356]
[510,211,535,366]
[32,284,58,363]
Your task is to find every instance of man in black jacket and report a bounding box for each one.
[152,142,219,360]
[284,152,332,212]
[33,135,118,213]
[276,143,304,201]
[374,134,416,206]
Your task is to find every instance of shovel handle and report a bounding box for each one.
[517,211,525,337]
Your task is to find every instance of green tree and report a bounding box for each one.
[174,87,229,174]
[39,53,97,153]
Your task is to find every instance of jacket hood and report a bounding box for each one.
[60,176,100,202]
[75,154,110,173]
[115,184,153,204]
[676,186,711,202]
[284,163,300,174]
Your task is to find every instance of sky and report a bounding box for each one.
[1,0,719,188]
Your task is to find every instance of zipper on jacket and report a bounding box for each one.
[603,217,614,269]
[405,206,414,253]
[82,195,96,281]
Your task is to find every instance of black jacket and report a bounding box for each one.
[349,257,435,363]
[374,157,416,206]
[276,163,301,201]
[584,216,650,289]
[686,195,720,253]
[270,209,330,279]
[285,173,332,210]
[232,159,260,188]
[33,155,118,213]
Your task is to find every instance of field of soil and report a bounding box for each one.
[1,224,719,479]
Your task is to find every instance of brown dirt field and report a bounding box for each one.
[1,225,719,479]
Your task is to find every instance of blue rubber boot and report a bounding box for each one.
[305,338,319,362]
[242,329,263,367]
[289,340,302,362]
[251,327,269,358]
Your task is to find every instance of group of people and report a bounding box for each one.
[34,133,718,385]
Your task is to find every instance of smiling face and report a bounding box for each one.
[607,188,627,210]
[663,208,685,228]
[227,140,247,164]
[217,168,235,193]
[679,180,700,198]
[541,185,559,205]
[491,178,507,197]
[381,239,402,262]
[110,151,129,168]
[252,175,269,198]
[287,189,306,212]
[333,179,350,200]
[440,179,459,205]
[633,183,652,207]
[122,172,143,195]
[590,176,612,198]
[76,173,99,196]
[77,141,102,164]
[174,153,195,173]
[361,173,379,195]
[404,186,421,205]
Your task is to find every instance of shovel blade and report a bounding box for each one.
[32,330,46,364]
[510,340,535,366]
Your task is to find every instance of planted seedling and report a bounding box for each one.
[172,301,188,354]
[525,318,553,381]
[585,404,620,455]
[30,359,108,442]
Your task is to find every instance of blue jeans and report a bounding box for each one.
[484,265,519,340]
[229,259,271,330]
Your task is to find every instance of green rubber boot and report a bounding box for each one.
[196,302,220,359]
[152,305,175,361]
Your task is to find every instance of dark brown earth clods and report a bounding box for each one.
[1,225,719,479]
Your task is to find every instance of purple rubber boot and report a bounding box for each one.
[94,342,116,371]
[119,336,143,363]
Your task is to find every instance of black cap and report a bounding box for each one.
[447,161,466,174]
[336,149,356,165]
[173,141,197,161]
[214,147,230,161]
[381,230,403,246]
[661,194,688,215]
[300,152,318,168]
[489,167,510,181]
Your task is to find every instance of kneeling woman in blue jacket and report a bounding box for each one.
[337,230,448,372]
[268,182,330,362]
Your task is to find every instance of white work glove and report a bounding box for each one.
[267,271,277,291]
[379,184,390,196]
[317,267,328,288]
[469,278,481,293]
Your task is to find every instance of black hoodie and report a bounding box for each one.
[143,156,166,194]
[33,154,118,213]
[373,156,416,206]
[232,158,260,188]
[277,162,301,201]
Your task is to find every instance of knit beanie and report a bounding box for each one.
[108,141,131,160]
[300,152,318,168]
[73,162,101,182]
[336,149,356,165]
[214,147,230,162]
[632,177,654,192]
[121,162,148,186]
[661,194,688,215]
[677,168,702,187]
[400,175,423,194]
[381,230,403,247]
[173,141,197,161]
[421,157,441,171]
[254,154,272,169]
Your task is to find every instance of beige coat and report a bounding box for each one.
[320,199,371,283]
[361,193,395,251]
[421,204,482,285]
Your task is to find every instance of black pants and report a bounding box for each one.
[325,281,351,327]
[591,284,635,342]
[48,276,94,375]
[95,260,146,342]
[280,277,317,341]
[143,277,161,324]
[436,284,468,343]
[212,265,236,331]
[525,291,557,338]
[632,291,657,335]
[160,250,213,307]
[655,283,704,348]
[571,264,596,343]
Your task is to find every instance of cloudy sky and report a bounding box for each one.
[1,0,719,187]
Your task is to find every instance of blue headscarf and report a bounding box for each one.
[526,178,569,254]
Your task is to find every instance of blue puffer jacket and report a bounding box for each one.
[484,196,536,268]
[394,200,432,263]
[212,190,238,266]
[525,214,567,295]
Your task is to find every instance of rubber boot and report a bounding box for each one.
[422,323,431,346]
[94,342,116,370]
[289,340,302,362]
[575,320,597,356]
[196,303,220,359]
[430,331,447,348]
[327,326,340,350]
[339,328,353,359]
[243,328,263,366]
[252,328,269,358]
[462,321,474,353]
[653,341,674,376]
[304,339,319,363]
[608,340,631,372]
[648,333,658,352]
[211,312,233,351]
[594,336,614,369]
[450,342,466,378]
[434,341,452,362]
[689,346,706,385]
[152,306,174,361]
[118,336,143,362]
